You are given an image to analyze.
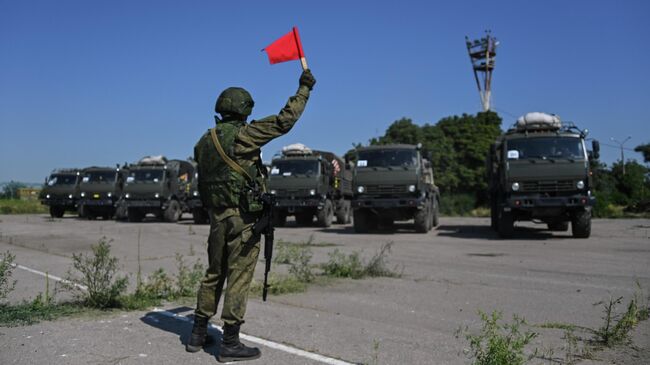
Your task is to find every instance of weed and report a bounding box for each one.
[174,253,205,297]
[249,274,307,296]
[323,242,401,279]
[364,242,402,278]
[188,224,195,235]
[0,295,82,327]
[0,251,17,302]
[461,310,537,365]
[60,237,128,309]
[368,339,380,365]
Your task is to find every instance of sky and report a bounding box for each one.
[1,0,648,183]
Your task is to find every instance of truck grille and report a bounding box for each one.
[365,184,407,194]
[521,180,575,192]
[276,189,311,197]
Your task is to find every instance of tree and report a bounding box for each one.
[634,143,650,163]
[1,181,27,199]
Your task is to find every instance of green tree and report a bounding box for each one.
[634,143,650,163]
[1,181,27,199]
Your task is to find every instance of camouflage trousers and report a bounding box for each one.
[194,208,260,325]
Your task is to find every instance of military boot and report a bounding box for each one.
[186,315,212,352]
[217,323,261,362]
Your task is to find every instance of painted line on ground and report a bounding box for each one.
[12,263,355,365]
[151,308,355,365]
[12,263,88,290]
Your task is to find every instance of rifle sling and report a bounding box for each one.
[209,127,254,184]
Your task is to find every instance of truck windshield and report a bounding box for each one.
[82,171,116,183]
[47,174,77,186]
[357,149,417,168]
[127,169,164,183]
[507,137,585,160]
[271,160,319,176]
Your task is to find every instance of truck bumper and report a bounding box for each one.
[80,199,115,207]
[505,194,595,210]
[352,195,425,209]
[275,197,323,209]
[124,200,162,208]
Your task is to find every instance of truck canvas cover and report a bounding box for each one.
[515,112,561,131]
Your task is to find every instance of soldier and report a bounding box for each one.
[187,69,316,362]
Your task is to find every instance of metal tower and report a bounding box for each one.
[466,31,498,112]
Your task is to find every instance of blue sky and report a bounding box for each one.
[1,0,648,182]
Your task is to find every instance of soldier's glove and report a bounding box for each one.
[299,70,316,90]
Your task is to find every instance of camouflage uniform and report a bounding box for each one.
[193,82,311,326]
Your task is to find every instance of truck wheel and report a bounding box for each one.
[127,208,144,222]
[164,200,181,223]
[192,208,208,224]
[317,199,334,228]
[497,209,514,238]
[49,206,65,218]
[571,209,591,238]
[414,202,431,233]
[296,213,313,226]
[431,198,440,228]
[272,212,287,227]
[353,209,371,233]
[335,201,351,224]
[547,221,569,232]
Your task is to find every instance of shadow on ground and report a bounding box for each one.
[140,306,222,358]
[436,224,568,240]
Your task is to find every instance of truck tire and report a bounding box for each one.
[295,213,313,226]
[317,199,334,228]
[497,209,514,238]
[192,208,208,224]
[335,201,351,224]
[431,198,440,228]
[272,212,286,227]
[548,221,569,232]
[164,200,181,223]
[353,209,371,233]
[571,209,591,238]
[50,206,65,218]
[414,201,431,233]
[127,208,144,222]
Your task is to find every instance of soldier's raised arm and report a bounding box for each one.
[234,70,316,155]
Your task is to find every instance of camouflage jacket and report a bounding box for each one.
[195,84,311,219]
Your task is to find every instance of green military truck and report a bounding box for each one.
[186,159,209,224]
[352,144,440,233]
[268,144,353,227]
[121,156,195,223]
[77,165,129,220]
[40,168,82,218]
[487,112,600,238]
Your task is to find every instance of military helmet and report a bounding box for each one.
[215,87,254,116]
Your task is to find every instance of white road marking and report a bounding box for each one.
[12,263,88,290]
[12,262,355,365]
[151,308,356,365]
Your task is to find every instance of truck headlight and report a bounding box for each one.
[68,194,73,199]
[80,192,86,197]
[408,185,416,193]
[125,193,130,199]
[154,193,160,198]
[107,192,112,198]
[576,180,585,189]
[193,191,199,196]
[309,189,316,196]
[357,186,365,193]
[46,194,50,199]
[511,182,520,192]
[270,190,276,195]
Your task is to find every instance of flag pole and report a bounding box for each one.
[292,27,308,71]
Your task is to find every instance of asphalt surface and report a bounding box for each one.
[1,214,649,364]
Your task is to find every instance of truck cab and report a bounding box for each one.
[352,144,440,233]
[77,166,129,220]
[40,169,82,218]
[268,144,352,227]
[488,112,599,238]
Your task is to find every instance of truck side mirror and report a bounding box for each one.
[592,140,600,160]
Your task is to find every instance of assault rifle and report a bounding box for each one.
[253,193,276,301]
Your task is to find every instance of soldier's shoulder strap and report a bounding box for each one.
[209,127,254,184]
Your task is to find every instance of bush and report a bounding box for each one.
[440,193,477,216]
[61,238,128,309]
[174,253,205,297]
[0,251,17,303]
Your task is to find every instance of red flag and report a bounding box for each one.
[264,27,305,65]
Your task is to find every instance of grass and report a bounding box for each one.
[0,199,48,214]
[322,242,402,279]
[0,295,84,327]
